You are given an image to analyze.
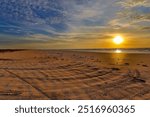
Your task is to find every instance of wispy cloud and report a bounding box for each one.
[117,0,150,8]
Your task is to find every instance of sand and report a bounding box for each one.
[0,50,149,100]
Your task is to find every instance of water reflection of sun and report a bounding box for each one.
[115,49,122,53]
[112,51,126,65]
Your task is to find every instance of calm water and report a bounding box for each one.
[72,48,150,54]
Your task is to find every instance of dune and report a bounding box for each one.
[0,50,149,100]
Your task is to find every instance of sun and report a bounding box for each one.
[113,36,124,45]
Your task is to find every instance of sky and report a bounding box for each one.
[0,0,150,49]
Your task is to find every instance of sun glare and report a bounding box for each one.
[113,36,124,45]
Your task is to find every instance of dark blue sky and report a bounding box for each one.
[0,0,149,48]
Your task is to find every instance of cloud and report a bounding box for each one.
[0,0,115,35]
[0,0,67,35]
[0,0,150,48]
[117,0,150,8]
[109,0,150,30]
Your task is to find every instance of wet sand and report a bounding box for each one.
[0,50,149,100]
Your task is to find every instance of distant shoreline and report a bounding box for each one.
[0,48,150,54]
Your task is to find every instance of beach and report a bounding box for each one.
[0,50,149,100]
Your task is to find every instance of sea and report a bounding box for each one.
[71,48,150,54]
